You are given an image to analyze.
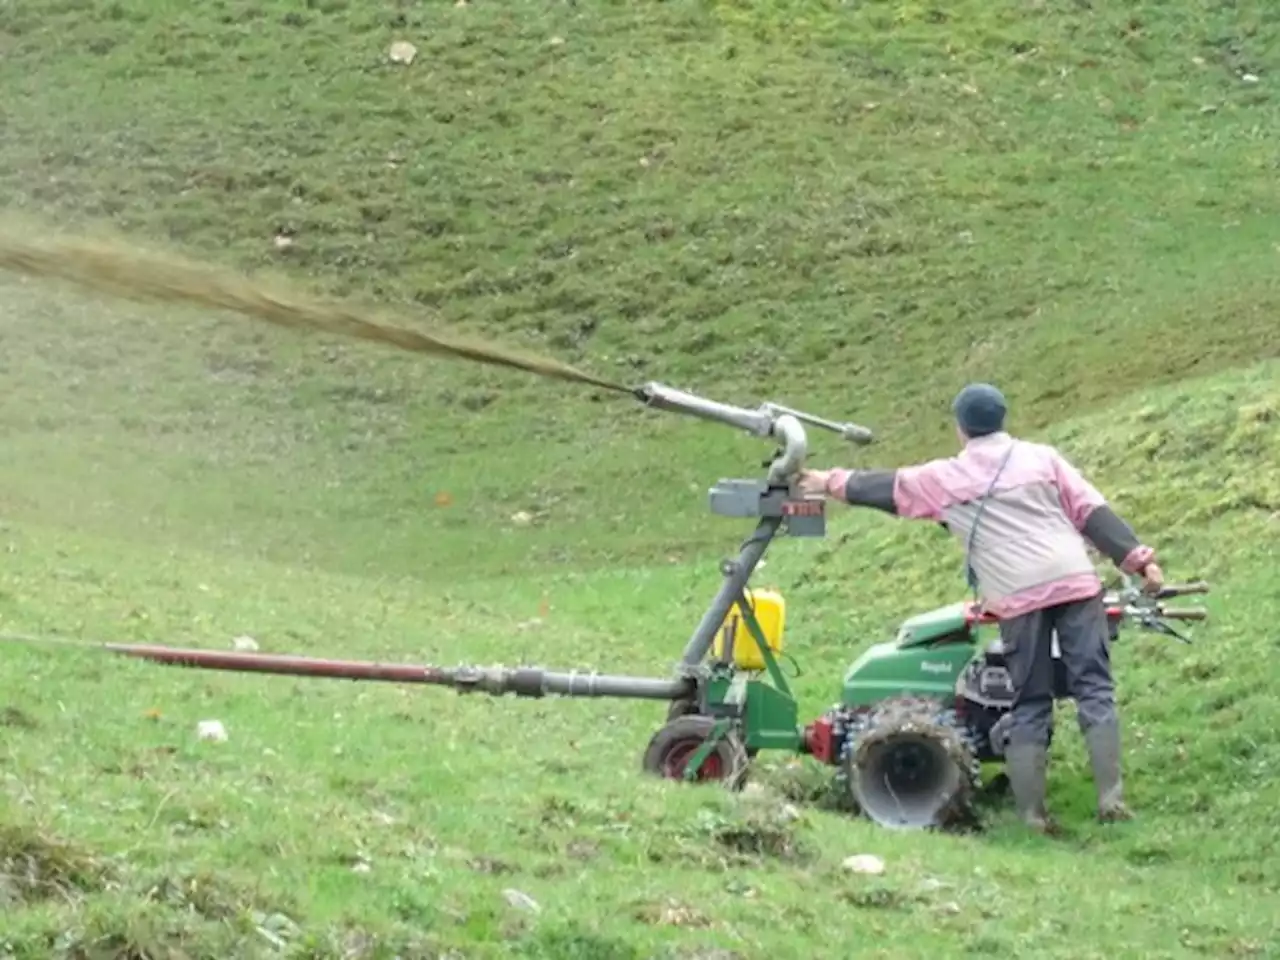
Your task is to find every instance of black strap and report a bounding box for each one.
[964,441,1018,602]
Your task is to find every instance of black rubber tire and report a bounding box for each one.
[641,714,750,790]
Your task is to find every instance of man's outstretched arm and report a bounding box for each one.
[822,468,899,514]
[800,462,951,522]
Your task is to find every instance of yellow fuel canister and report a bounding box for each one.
[712,588,786,671]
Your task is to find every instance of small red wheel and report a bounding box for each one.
[641,715,749,789]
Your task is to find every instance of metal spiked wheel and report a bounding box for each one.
[844,696,979,830]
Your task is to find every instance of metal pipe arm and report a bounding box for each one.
[767,414,807,485]
[761,402,875,446]
[636,381,877,488]
[104,643,695,700]
[638,382,875,449]
[637,382,775,437]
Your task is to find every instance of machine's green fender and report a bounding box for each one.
[841,602,985,709]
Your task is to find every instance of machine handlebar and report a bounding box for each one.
[1153,580,1210,598]
[1106,577,1210,606]
[1146,607,1207,621]
[1100,576,1212,643]
[971,577,1211,642]
[1109,604,1207,622]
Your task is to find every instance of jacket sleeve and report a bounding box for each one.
[824,460,951,522]
[1051,450,1156,573]
[824,468,899,514]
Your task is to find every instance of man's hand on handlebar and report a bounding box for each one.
[1140,562,1164,596]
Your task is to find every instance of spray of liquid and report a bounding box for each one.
[0,231,632,394]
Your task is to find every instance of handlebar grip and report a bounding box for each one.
[1156,581,1210,598]
[1158,607,1208,621]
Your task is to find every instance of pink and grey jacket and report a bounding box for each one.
[823,431,1156,619]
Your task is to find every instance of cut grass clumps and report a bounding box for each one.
[0,821,110,909]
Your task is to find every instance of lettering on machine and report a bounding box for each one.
[919,660,953,675]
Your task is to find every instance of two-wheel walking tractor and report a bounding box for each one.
[106,383,1210,829]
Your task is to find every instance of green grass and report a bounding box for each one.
[1,0,1279,956]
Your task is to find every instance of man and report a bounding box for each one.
[797,383,1162,832]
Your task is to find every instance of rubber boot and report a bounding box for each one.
[1084,720,1132,822]
[1004,742,1057,834]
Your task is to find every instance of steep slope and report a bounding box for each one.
[1,361,1276,957]
[1,0,1278,581]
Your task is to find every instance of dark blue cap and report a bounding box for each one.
[952,383,1007,437]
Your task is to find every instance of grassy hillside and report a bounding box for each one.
[1,0,1278,957]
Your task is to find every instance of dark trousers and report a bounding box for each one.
[998,592,1117,748]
